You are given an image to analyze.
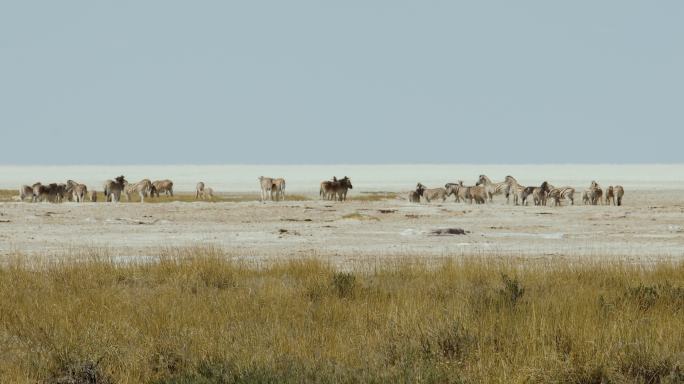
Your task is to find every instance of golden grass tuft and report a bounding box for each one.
[0,249,682,383]
[350,191,400,201]
[0,189,18,202]
[341,212,380,221]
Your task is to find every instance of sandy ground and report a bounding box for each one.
[1,190,683,266]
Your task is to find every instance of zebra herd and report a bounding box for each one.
[16,173,624,206]
[17,177,214,204]
[319,176,353,201]
[410,175,625,206]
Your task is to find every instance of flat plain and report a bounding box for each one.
[1,189,682,265]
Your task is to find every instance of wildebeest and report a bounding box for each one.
[103,176,127,203]
[90,190,97,202]
[125,179,154,203]
[151,180,174,197]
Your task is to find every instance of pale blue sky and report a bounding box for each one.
[1,1,682,164]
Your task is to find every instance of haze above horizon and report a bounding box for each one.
[2,2,682,164]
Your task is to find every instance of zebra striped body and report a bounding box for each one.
[19,185,33,202]
[546,184,575,206]
[614,185,624,206]
[505,176,526,205]
[605,186,615,205]
[417,183,447,203]
[587,181,603,205]
[152,180,174,197]
[66,180,88,203]
[445,181,465,202]
[125,179,154,203]
[464,185,487,204]
[476,175,509,203]
[271,178,286,201]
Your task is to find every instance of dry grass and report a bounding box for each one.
[350,191,400,201]
[0,249,682,383]
[0,189,17,202]
[142,193,312,203]
[341,212,380,221]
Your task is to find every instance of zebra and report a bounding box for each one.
[417,183,447,203]
[103,176,127,203]
[33,183,60,203]
[152,180,174,197]
[534,182,551,206]
[467,185,487,204]
[614,185,625,206]
[320,177,353,201]
[271,178,286,201]
[476,175,509,203]
[19,185,34,202]
[66,180,88,203]
[605,186,615,206]
[196,182,206,200]
[521,182,549,206]
[546,184,575,206]
[259,177,274,201]
[333,176,353,201]
[444,180,463,203]
[196,183,215,200]
[124,179,154,203]
[588,181,603,205]
[408,184,425,203]
[203,187,214,200]
[445,181,465,203]
[505,176,526,206]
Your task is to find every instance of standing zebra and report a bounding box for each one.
[588,181,603,205]
[614,185,625,206]
[505,176,526,206]
[476,175,510,203]
[546,184,575,206]
[520,182,549,206]
[124,179,154,203]
[417,183,447,203]
[103,176,127,203]
[445,181,465,203]
[605,186,615,205]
